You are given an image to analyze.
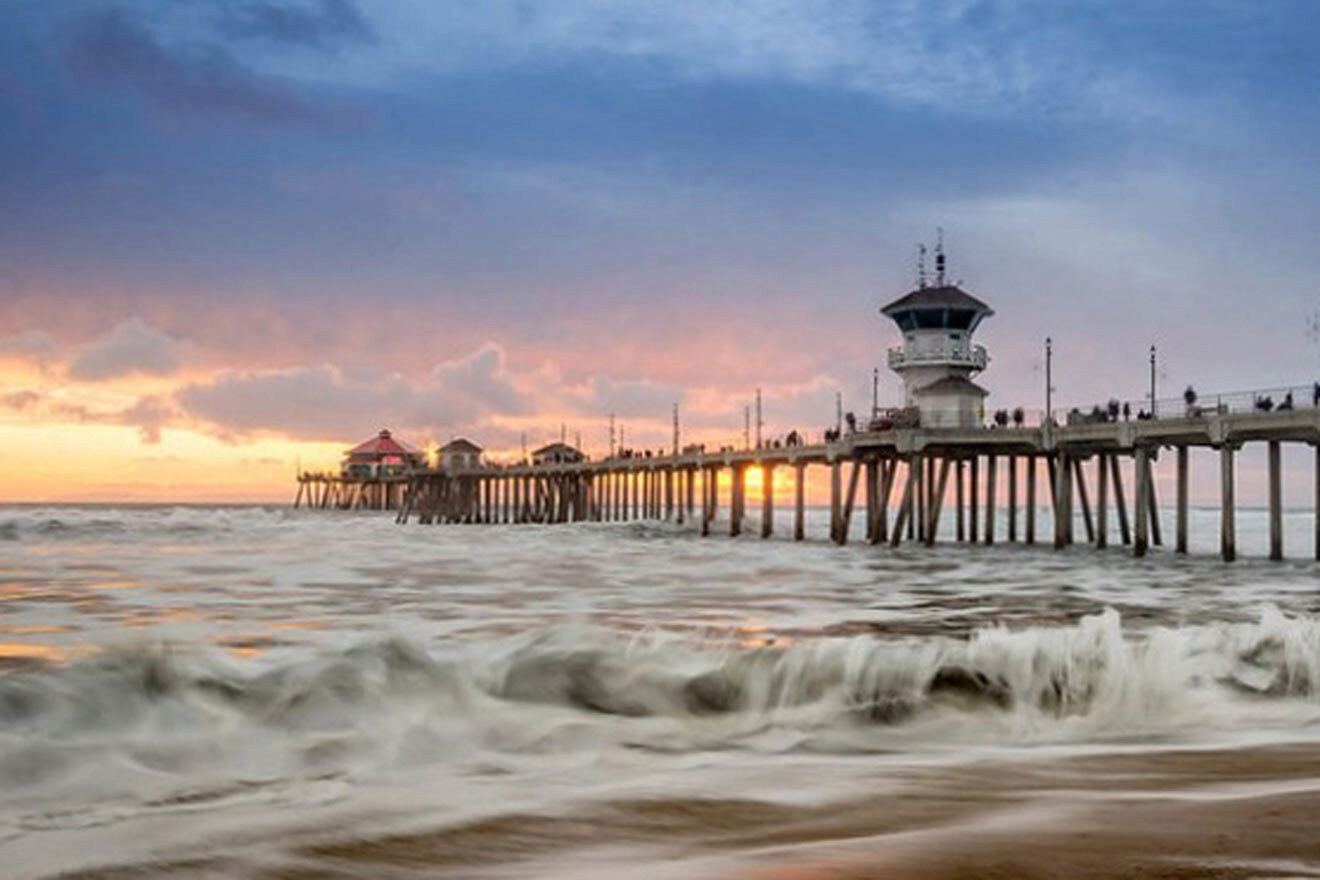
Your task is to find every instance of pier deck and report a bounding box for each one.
[378,407,1320,562]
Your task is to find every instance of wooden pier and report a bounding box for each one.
[294,473,408,511]
[391,407,1320,562]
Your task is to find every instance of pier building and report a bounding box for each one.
[439,438,484,471]
[880,245,992,429]
[340,429,425,478]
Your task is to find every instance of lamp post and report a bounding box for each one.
[1044,337,1053,424]
[872,367,879,420]
[755,388,762,449]
[1149,345,1157,419]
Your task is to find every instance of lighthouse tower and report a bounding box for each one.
[881,241,993,429]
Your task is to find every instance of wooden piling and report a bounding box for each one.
[1221,446,1236,562]
[1110,455,1132,546]
[731,465,744,537]
[984,454,996,544]
[794,462,805,541]
[761,464,775,539]
[1145,455,1163,547]
[1097,454,1109,549]
[1134,447,1149,558]
[1025,455,1036,544]
[969,456,979,541]
[1007,455,1018,542]
[955,460,966,542]
[1269,440,1283,561]
[926,458,951,546]
[1073,457,1095,544]
[1176,446,1188,554]
[829,459,842,543]
[890,460,914,548]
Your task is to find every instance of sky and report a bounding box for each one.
[2,0,1320,502]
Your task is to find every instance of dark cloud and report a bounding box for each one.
[176,344,533,442]
[1,390,41,410]
[68,318,180,381]
[65,7,326,124]
[214,0,374,49]
[36,393,175,444]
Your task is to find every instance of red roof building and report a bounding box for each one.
[341,429,426,478]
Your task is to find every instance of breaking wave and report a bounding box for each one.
[4,608,1320,794]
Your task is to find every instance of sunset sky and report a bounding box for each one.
[2,1,1320,501]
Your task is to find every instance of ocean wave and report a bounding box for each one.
[3,609,1318,743]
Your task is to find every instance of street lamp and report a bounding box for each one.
[1044,337,1053,423]
[1149,345,1157,419]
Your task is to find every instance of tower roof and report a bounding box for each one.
[345,429,421,458]
[880,284,993,318]
[440,437,483,453]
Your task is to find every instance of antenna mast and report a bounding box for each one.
[917,244,928,289]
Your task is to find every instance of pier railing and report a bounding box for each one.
[1053,383,1320,426]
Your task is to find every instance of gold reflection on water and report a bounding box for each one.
[0,642,69,661]
[91,580,145,590]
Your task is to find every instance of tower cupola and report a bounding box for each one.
[881,242,992,428]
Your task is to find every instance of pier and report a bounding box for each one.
[302,246,1320,563]
[391,404,1320,563]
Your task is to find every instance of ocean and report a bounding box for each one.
[3,504,1320,879]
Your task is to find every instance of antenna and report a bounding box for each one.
[916,244,928,289]
[934,227,946,286]
[744,405,751,450]
[609,413,616,457]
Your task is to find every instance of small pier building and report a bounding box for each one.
[439,438,484,471]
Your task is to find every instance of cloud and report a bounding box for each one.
[119,395,172,443]
[1,390,41,410]
[65,7,329,124]
[17,392,177,444]
[176,342,533,441]
[215,0,374,49]
[0,330,56,368]
[68,318,181,381]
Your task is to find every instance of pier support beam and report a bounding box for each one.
[926,458,951,546]
[984,455,996,544]
[731,465,745,537]
[890,460,914,548]
[1053,453,1070,550]
[969,456,979,541]
[1221,446,1237,562]
[1176,446,1189,554]
[838,459,862,546]
[830,459,843,543]
[794,462,806,541]
[1134,447,1149,557]
[1269,440,1283,561]
[1026,455,1036,544]
[1073,457,1095,545]
[762,464,775,538]
[1110,455,1132,546]
[956,460,966,542]
[1007,455,1018,542]
[873,459,893,544]
[1097,454,1109,549]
